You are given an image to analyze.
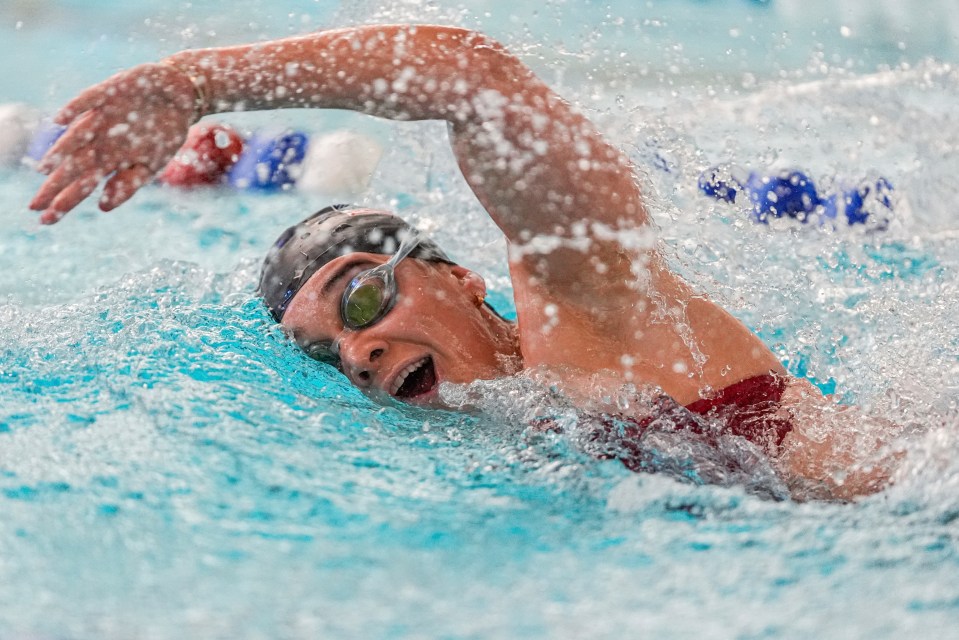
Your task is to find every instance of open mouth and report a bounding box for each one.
[390,356,437,399]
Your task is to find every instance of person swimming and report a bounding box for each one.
[27,24,901,500]
[261,202,791,440]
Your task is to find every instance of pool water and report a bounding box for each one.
[3,1,959,638]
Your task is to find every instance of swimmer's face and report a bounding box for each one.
[281,250,517,406]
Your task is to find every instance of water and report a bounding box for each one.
[3,1,959,638]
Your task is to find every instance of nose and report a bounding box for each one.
[336,333,388,387]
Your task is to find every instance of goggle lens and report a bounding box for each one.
[342,278,389,328]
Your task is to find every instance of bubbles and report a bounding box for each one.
[4,1,959,637]
[437,371,793,501]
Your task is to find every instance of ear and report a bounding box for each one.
[450,264,487,306]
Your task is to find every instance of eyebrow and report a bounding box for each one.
[319,258,368,296]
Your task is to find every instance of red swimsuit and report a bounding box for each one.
[571,374,793,475]
[684,373,792,450]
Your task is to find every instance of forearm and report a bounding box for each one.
[37,22,650,282]
[163,25,518,123]
[164,25,648,245]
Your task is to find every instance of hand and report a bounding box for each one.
[29,62,199,224]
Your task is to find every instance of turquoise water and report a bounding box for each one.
[3,1,959,638]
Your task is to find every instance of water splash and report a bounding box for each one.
[3,1,959,637]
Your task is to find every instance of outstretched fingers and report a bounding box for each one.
[39,169,104,225]
[33,162,155,224]
[100,165,154,211]
[30,146,98,211]
[37,110,102,175]
[30,164,72,212]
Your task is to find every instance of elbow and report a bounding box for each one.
[417,25,507,50]
[413,25,521,78]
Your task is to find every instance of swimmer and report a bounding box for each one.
[28,25,902,500]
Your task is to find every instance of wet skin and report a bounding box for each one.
[281,251,521,405]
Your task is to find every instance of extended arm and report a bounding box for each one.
[32,26,646,284]
[181,25,649,240]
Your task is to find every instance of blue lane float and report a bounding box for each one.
[23,119,67,165]
[699,167,894,228]
[227,130,310,191]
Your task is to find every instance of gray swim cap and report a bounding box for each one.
[259,204,454,321]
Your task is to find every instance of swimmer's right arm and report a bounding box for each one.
[29,62,200,223]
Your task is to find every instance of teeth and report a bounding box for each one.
[390,357,428,395]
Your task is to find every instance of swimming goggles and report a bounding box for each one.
[339,230,421,330]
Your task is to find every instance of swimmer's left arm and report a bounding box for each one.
[776,378,904,501]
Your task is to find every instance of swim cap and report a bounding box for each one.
[259,204,454,321]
